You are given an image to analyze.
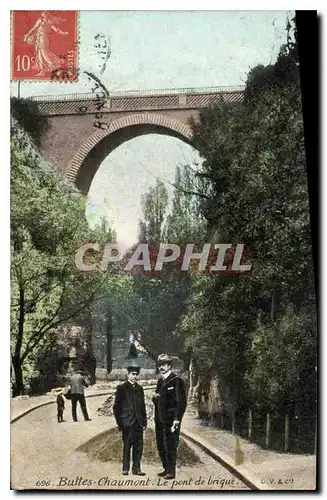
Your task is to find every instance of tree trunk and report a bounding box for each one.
[12,355,24,396]
[182,355,190,373]
[271,291,276,322]
[177,350,191,372]
[188,357,199,403]
[106,310,113,374]
[12,286,25,396]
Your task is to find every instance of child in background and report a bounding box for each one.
[53,388,65,422]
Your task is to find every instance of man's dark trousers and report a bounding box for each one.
[155,420,180,475]
[153,372,187,476]
[122,423,144,472]
[71,394,89,421]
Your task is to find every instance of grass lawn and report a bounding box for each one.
[77,427,201,466]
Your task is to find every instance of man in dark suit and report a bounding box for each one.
[153,354,187,480]
[113,365,147,476]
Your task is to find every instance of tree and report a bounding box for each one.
[138,179,168,243]
[179,17,316,419]
[102,168,207,368]
[164,165,206,243]
[10,97,49,147]
[10,121,115,395]
[245,305,316,412]
[244,15,299,102]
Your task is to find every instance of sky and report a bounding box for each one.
[11,10,292,247]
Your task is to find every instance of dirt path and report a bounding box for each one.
[11,395,248,491]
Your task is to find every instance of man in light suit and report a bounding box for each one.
[153,354,187,480]
[70,369,91,422]
[113,365,147,476]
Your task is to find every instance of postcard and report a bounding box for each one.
[10,10,317,491]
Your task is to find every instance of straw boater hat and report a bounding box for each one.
[52,387,64,396]
[157,354,173,365]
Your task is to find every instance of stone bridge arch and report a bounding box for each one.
[66,113,193,193]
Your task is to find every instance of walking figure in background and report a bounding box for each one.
[153,354,187,480]
[69,369,92,422]
[113,365,147,476]
[53,388,65,423]
[23,11,68,76]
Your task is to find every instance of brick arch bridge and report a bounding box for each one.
[67,113,193,193]
[32,86,244,193]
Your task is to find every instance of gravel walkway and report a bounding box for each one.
[11,395,248,491]
[11,388,316,491]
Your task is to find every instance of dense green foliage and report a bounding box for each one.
[10,121,115,395]
[138,179,168,243]
[244,16,299,102]
[164,165,206,243]
[179,17,316,416]
[102,170,201,365]
[11,97,49,147]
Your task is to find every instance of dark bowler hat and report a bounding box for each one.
[127,365,140,374]
[157,353,173,365]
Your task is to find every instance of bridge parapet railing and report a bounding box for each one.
[29,85,245,102]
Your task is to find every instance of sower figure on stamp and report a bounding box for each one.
[69,368,92,422]
[153,354,187,480]
[23,11,68,76]
[113,365,147,476]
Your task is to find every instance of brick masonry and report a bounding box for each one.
[34,89,244,193]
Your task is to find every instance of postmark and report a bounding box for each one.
[11,10,78,82]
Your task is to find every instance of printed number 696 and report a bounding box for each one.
[36,479,51,487]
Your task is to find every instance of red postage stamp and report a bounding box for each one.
[11,10,78,82]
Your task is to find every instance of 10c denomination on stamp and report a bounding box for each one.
[11,10,78,82]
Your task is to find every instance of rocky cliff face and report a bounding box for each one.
[29,324,96,394]
[189,359,233,426]
[92,327,157,371]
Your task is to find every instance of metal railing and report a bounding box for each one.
[29,85,245,102]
